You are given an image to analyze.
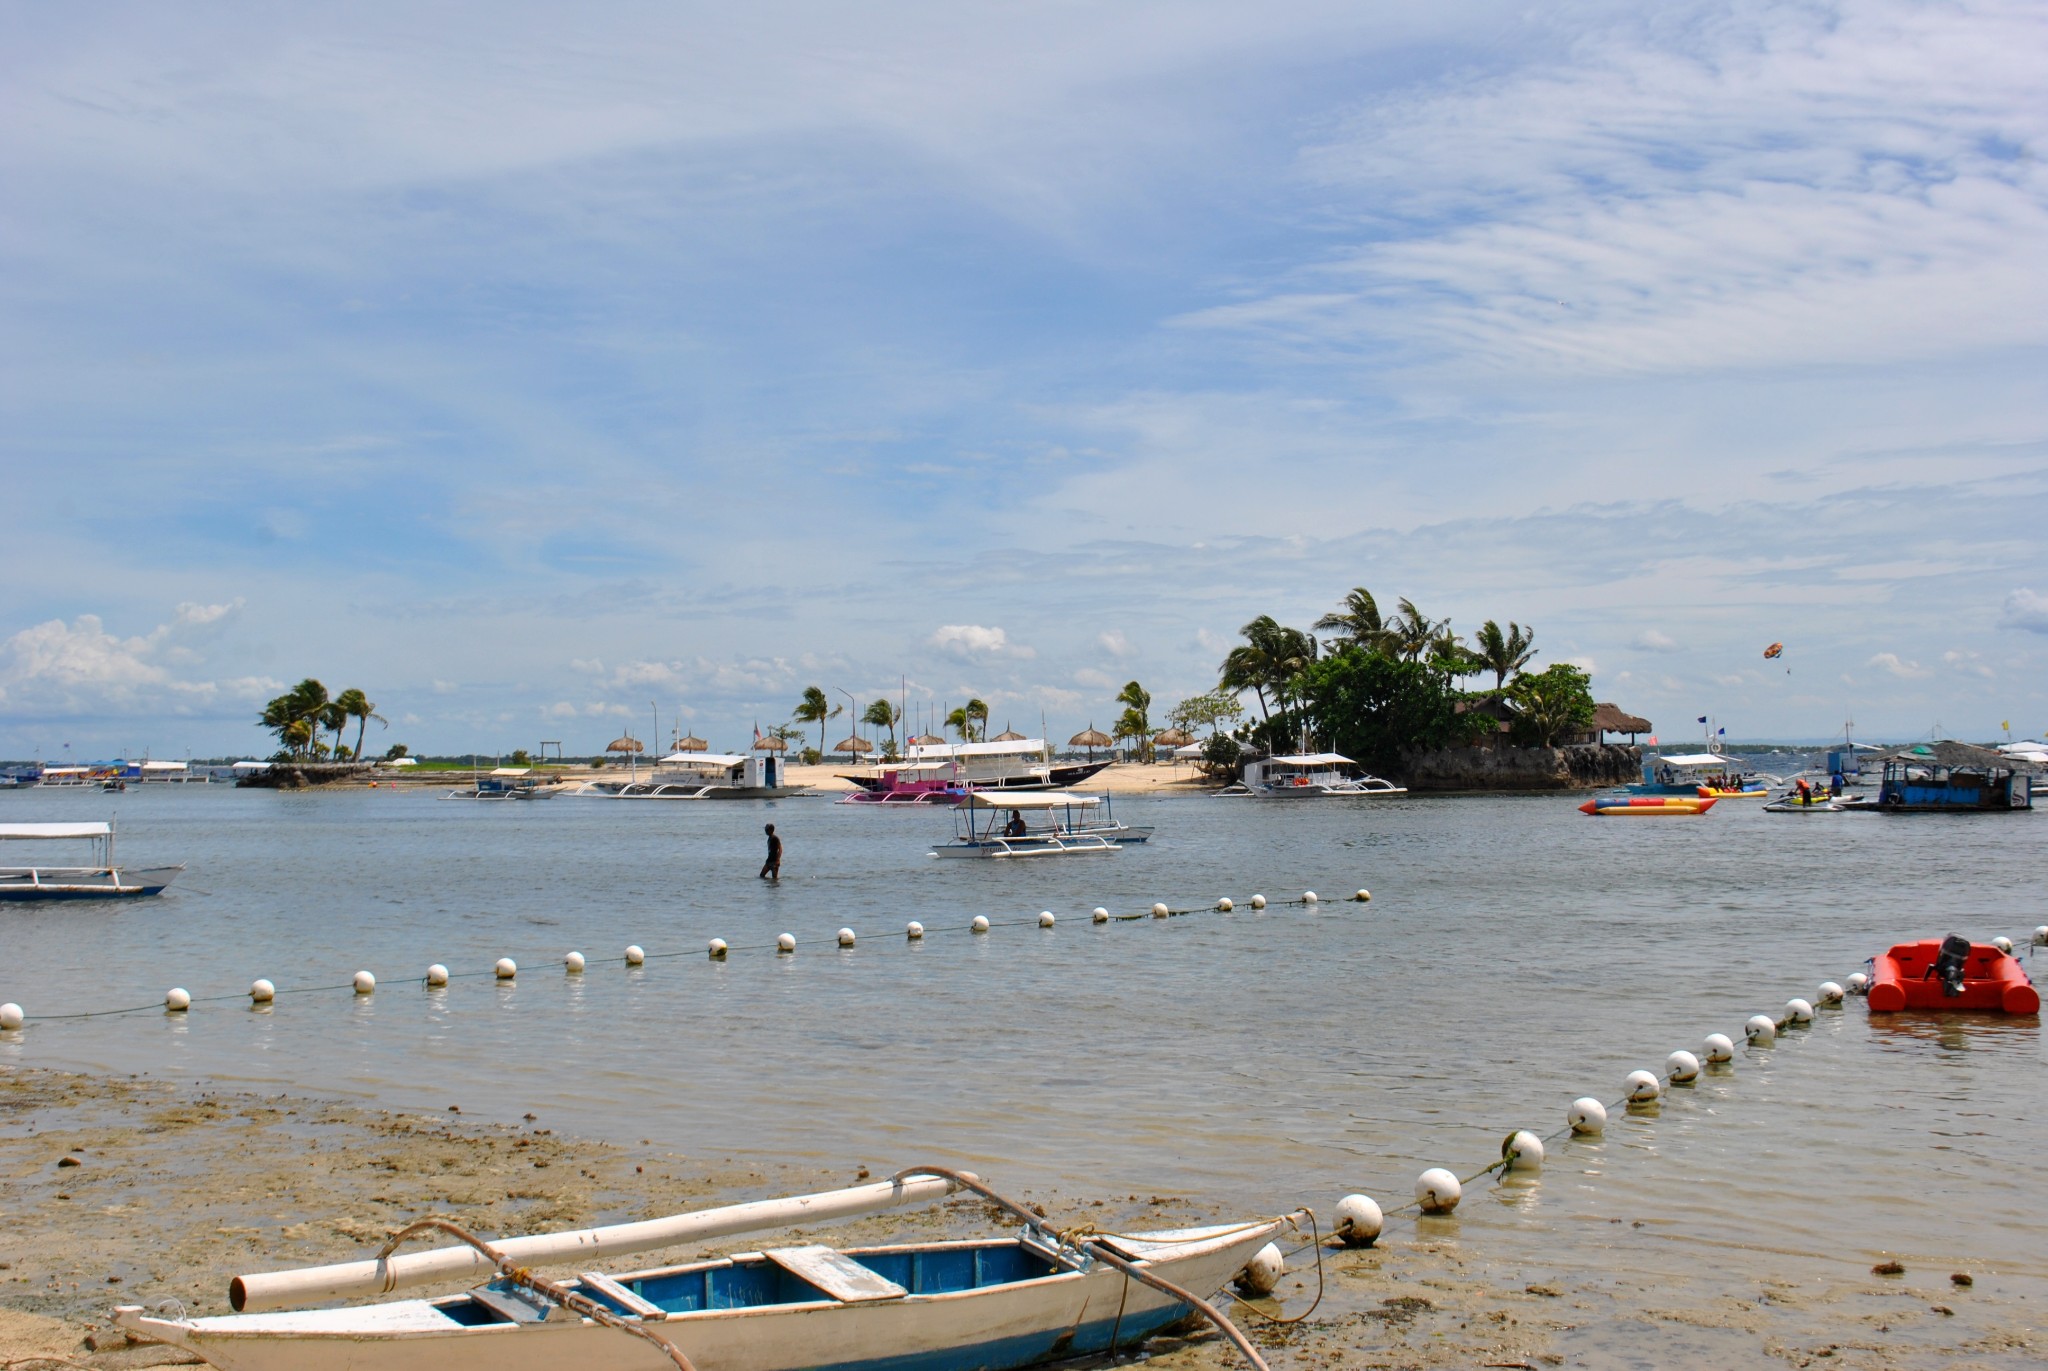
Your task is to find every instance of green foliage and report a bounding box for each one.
[792,686,840,759]
[383,743,409,760]
[1313,587,1401,654]
[1200,732,1243,776]
[1218,615,1318,725]
[861,699,901,755]
[944,698,989,742]
[1113,681,1152,760]
[1507,663,1597,747]
[261,678,378,762]
[509,749,532,766]
[1473,620,1537,689]
[1167,688,1244,735]
[1295,647,1493,775]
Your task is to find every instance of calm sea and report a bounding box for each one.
[4,778,2043,1345]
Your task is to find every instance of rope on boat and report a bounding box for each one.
[1221,1208,1326,1325]
[374,1217,697,1371]
[892,1165,1287,1371]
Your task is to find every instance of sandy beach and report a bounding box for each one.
[6,1065,2038,1371]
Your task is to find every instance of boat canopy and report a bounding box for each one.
[1658,753,1733,767]
[960,791,1102,810]
[658,752,747,766]
[905,739,1046,760]
[488,767,531,777]
[40,766,88,776]
[1268,753,1353,767]
[0,822,111,840]
[231,760,271,771]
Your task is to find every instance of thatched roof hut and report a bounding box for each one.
[672,735,708,752]
[1592,703,1652,740]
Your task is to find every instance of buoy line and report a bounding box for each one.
[0,888,1356,1029]
[1259,926,2042,1272]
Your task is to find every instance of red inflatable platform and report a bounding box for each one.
[1867,940,2039,1013]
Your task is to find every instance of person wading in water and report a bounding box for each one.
[759,823,783,882]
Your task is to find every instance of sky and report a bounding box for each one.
[3,0,2045,759]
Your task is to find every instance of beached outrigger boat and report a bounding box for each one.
[932,792,1150,858]
[116,1170,1296,1371]
[0,821,183,900]
[444,768,576,800]
[1216,753,1406,798]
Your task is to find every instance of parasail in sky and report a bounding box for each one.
[1763,642,1784,659]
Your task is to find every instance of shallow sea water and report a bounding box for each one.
[3,782,2044,1361]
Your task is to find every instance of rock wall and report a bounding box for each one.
[233,763,367,789]
[1400,743,1641,792]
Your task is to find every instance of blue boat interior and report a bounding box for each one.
[453,1242,1065,1324]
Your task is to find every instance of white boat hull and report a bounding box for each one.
[118,1223,1282,1371]
[0,864,182,900]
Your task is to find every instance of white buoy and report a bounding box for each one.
[249,979,275,1004]
[1091,907,1109,923]
[2034,925,2048,947]
[1847,971,1870,994]
[1415,1168,1461,1214]
[1702,1032,1734,1063]
[1568,1097,1607,1134]
[352,971,376,995]
[495,958,517,980]
[626,945,646,965]
[705,939,726,959]
[1665,1050,1700,1084]
[1501,1130,1544,1175]
[1216,898,1232,912]
[837,928,856,948]
[971,916,990,933]
[426,964,450,987]
[1302,891,1319,904]
[1991,936,2013,955]
[1334,1193,1383,1246]
[906,922,924,940]
[776,933,796,953]
[1250,894,1267,909]
[564,952,586,974]
[1785,997,1814,1024]
[1037,911,1056,928]
[1817,981,1845,1006]
[0,1003,23,1031]
[1151,902,1170,918]
[1625,1069,1661,1103]
[1745,1014,1776,1045]
[1354,889,1371,902]
[1234,1242,1284,1296]
[165,988,191,1012]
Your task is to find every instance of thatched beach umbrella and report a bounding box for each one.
[1070,726,1112,760]
[606,735,643,777]
[1153,728,1193,748]
[833,736,875,758]
[910,733,946,746]
[672,734,708,753]
[752,734,788,752]
[992,728,1028,742]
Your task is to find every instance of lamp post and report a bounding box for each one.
[836,688,859,762]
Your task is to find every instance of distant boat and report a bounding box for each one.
[841,739,1109,802]
[933,792,1151,858]
[0,821,182,900]
[1847,741,2037,813]
[572,752,805,800]
[445,767,576,800]
[1216,752,1406,798]
[1626,752,1768,797]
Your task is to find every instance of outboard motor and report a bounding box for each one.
[1932,934,1972,997]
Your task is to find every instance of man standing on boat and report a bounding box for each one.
[760,823,782,882]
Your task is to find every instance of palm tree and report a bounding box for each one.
[335,688,386,760]
[1314,587,1400,654]
[1472,620,1537,690]
[944,699,990,742]
[1391,599,1451,662]
[1218,615,1317,726]
[862,698,901,755]
[1114,680,1152,761]
[264,678,332,759]
[792,686,840,759]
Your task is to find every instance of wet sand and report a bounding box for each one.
[6,1067,2038,1371]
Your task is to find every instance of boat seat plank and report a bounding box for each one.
[469,1287,562,1323]
[578,1272,665,1319]
[761,1246,908,1303]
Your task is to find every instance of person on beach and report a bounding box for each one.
[760,823,782,882]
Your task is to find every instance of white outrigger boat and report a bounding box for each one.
[931,792,1151,858]
[115,1169,1296,1371]
[0,821,183,900]
[1217,753,1406,799]
[572,753,806,801]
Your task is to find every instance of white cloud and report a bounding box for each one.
[1867,652,1931,679]
[1098,629,1135,657]
[929,624,1034,659]
[1632,629,1678,651]
[1195,627,1229,654]
[2003,588,2048,634]
[0,600,250,714]
[1943,649,1994,680]
[432,679,460,694]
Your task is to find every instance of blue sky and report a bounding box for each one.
[3,0,2045,757]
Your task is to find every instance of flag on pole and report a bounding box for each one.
[1696,716,1707,724]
